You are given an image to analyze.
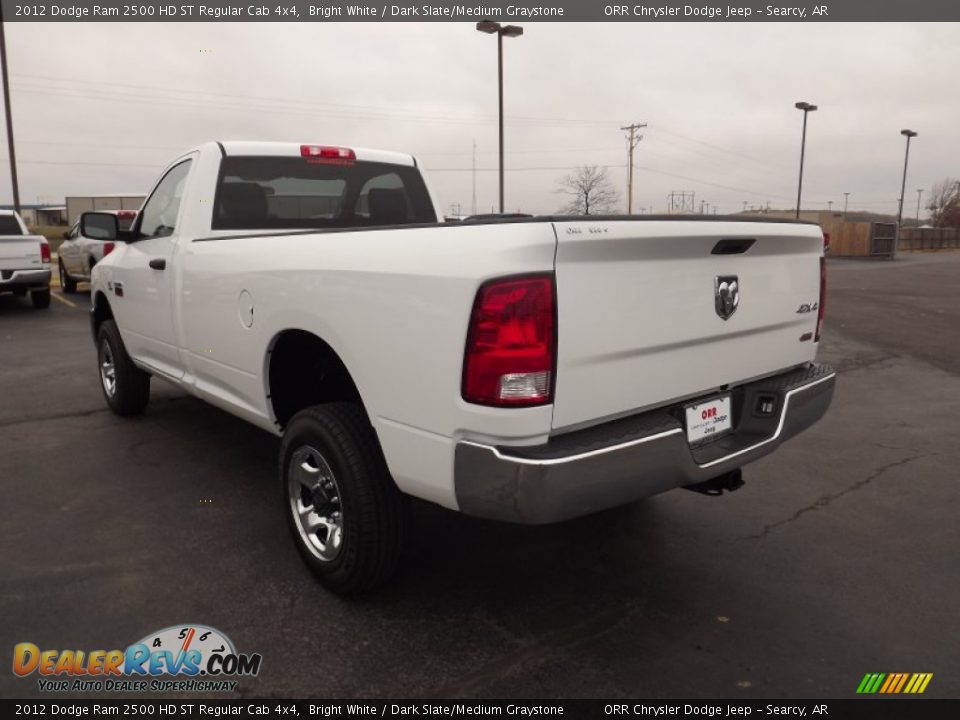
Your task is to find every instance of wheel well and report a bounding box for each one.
[92,291,114,339]
[268,330,363,430]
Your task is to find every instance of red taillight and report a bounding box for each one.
[816,257,826,342]
[462,275,555,407]
[40,241,50,264]
[300,145,355,165]
[102,242,115,257]
[822,231,831,251]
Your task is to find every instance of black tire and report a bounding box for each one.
[280,403,407,595]
[96,320,150,416]
[59,261,77,294]
[31,288,51,309]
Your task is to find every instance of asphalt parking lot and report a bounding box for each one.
[1,252,958,700]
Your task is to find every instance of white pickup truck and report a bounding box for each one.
[84,141,835,594]
[58,209,137,293]
[0,210,51,308]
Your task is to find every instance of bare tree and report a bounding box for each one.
[926,178,960,227]
[556,166,620,215]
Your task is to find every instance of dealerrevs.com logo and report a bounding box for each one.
[13,624,262,693]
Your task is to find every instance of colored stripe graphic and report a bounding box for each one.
[893,674,909,693]
[857,672,933,694]
[878,674,896,694]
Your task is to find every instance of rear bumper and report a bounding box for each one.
[454,363,835,523]
[0,268,51,291]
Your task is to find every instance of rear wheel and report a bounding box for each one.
[280,403,407,595]
[59,261,77,294]
[97,320,150,416]
[31,288,51,309]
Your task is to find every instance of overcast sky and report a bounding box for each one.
[3,21,958,216]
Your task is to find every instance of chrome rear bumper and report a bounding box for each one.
[0,268,51,290]
[454,363,836,523]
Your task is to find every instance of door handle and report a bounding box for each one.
[148,258,166,270]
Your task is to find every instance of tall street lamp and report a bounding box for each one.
[843,192,850,218]
[794,101,818,219]
[894,129,918,259]
[476,20,523,214]
[0,6,22,215]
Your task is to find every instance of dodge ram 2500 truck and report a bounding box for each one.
[0,210,51,308]
[84,141,835,594]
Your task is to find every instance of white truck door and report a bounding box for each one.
[58,225,80,275]
[110,158,194,380]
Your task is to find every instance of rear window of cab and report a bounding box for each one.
[212,157,437,231]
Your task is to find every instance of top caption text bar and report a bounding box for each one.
[3,1,959,22]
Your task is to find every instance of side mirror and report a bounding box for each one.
[80,212,119,241]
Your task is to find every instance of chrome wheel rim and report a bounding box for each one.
[99,340,117,398]
[288,445,344,562]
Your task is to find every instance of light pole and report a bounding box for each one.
[794,101,818,219]
[843,192,850,218]
[915,188,923,226]
[894,129,918,259]
[0,6,21,215]
[476,20,523,214]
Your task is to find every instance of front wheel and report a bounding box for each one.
[97,320,150,416]
[59,261,77,294]
[280,403,407,595]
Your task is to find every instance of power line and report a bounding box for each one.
[10,76,612,129]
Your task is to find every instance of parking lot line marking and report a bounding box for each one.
[51,292,76,308]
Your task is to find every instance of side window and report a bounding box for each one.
[138,160,192,240]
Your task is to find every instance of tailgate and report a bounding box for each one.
[551,220,823,431]
[0,235,44,272]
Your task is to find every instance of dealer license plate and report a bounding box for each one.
[684,395,732,443]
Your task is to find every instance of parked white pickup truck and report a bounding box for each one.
[0,210,51,309]
[58,209,137,293]
[84,141,835,594]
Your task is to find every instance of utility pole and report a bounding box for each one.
[742,201,747,213]
[668,190,695,213]
[0,7,22,215]
[915,188,923,226]
[621,122,646,214]
[471,140,477,216]
[843,192,850,218]
[828,200,833,213]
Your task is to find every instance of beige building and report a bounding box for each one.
[66,194,145,226]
